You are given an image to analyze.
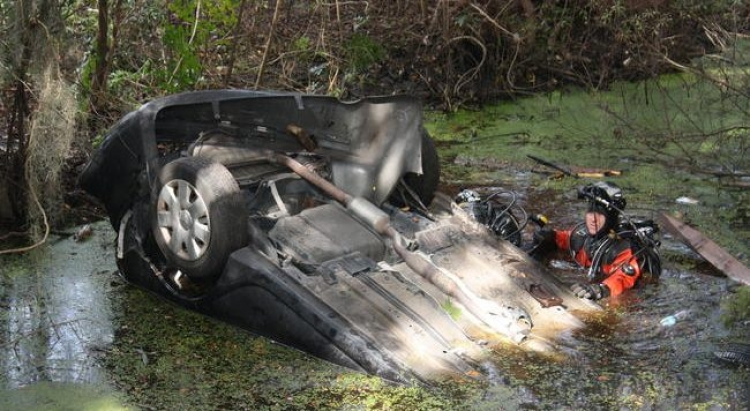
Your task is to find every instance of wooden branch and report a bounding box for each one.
[659,213,750,285]
[255,0,283,88]
[446,35,486,96]
[468,3,516,39]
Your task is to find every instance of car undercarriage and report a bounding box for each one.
[80,90,599,383]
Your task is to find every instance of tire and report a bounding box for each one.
[152,156,248,280]
[390,129,440,207]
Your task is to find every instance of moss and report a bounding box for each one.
[102,287,482,410]
[722,285,750,328]
[426,71,749,267]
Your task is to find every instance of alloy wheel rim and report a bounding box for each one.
[156,179,210,261]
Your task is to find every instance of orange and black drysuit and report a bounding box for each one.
[553,223,641,297]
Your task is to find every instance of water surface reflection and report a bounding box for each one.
[0,222,127,409]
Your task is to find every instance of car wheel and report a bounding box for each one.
[152,156,248,280]
[390,129,440,208]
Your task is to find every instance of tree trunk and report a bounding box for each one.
[222,0,247,87]
[90,0,110,112]
[3,0,35,226]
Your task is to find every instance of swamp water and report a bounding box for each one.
[0,223,131,410]
[1,78,749,410]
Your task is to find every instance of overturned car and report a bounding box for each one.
[80,90,599,383]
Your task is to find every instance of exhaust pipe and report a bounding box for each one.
[268,151,531,343]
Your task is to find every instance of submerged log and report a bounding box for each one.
[714,343,750,366]
[659,212,750,285]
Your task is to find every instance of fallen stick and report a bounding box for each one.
[527,155,622,178]
[527,154,575,177]
[659,212,750,285]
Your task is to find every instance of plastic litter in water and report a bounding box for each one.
[675,196,699,205]
[660,309,691,327]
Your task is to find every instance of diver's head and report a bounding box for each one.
[585,202,613,236]
[578,181,625,237]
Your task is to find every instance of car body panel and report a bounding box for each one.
[81,90,423,227]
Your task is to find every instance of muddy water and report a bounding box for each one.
[0,222,132,410]
[0,188,748,410]
[2,84,750,408]
[469,183,750,409]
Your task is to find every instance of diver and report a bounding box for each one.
[532,181,662,300]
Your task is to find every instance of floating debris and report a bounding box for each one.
[675,196,699,205]
[659,309,691,327]
[660,212,750,285]
[714,343,750,366]
[73,224,93,242]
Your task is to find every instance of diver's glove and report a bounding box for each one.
[570,283,610,300]
[533,226,555,246]
[526,226,556,257]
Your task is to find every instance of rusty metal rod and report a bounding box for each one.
[270,151,530,342]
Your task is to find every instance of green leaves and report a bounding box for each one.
[345,33,385,73]
[147,0,244,92]
[160,23,202,92]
